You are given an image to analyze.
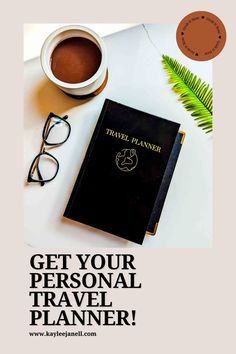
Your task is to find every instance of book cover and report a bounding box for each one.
[64,99,181,244]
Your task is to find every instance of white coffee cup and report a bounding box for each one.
[40,25,108,97]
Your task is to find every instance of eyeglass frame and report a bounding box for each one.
[27,112,71,186]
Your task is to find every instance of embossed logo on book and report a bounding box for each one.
[115,148,138,172]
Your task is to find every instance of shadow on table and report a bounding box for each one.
[60,216,130,247]
[34,78,91,117]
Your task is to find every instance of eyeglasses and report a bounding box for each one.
[27,112,71,186]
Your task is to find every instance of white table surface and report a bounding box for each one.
[24,24,212,248]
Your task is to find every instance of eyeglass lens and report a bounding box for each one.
[30,153,58,182]
[44,116,70,145]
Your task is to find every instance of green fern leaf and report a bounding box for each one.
[162,55,213,133]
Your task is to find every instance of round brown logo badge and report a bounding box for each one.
[176,11,226,61]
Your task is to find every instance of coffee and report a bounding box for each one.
[51,37,102,84]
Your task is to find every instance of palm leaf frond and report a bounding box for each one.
[162,55,213,133]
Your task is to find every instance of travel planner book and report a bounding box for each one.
[64,99,184,244]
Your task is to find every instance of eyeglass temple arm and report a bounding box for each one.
[37,144,45,186]
[36,164,45,187]
[30,144,46,187]
[49,112,68,120]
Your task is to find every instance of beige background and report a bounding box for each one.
[1,0,236,353]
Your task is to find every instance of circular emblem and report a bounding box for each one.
[176,11,226,61]
[115,148,138,172]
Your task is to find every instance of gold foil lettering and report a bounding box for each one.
[105,128,162,153]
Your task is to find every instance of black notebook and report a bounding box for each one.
[64,99,184,245]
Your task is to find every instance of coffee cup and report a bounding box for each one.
[40,25,108,97]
